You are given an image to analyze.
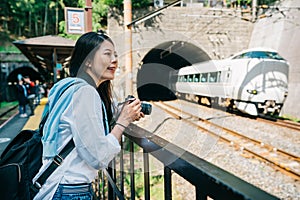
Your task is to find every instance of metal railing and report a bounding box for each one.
[95,123,279,200]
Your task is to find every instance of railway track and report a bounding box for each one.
[183,97,300,132]
[153,101,300,181]
[0,105,19,128]
[257,117,300,132]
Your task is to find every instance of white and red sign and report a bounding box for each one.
[65,7,85,34]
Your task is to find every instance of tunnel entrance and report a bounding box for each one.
[7,66,44,83]
[137,41,211,101]
[6,66,44,101]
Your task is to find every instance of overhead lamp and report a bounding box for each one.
[36,55,44,61]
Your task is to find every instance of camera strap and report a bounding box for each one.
[101,101,109,136]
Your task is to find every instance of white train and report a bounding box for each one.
[172,48,289,116]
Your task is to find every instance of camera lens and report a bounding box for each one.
[125,95,152,115]
[141,102,152,115]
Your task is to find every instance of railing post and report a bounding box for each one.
[101,170,106,200]
[107,165,115,200]
[164,166,172,200]
[143,150,150,200]
[129,140,135,199]
[120,139,124,196]
[196,186,208,200]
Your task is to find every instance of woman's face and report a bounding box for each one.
[87,40,118,86]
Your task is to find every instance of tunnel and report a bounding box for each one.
[7,66,44,83]
[137,41,211,101]
[5,66,44,101]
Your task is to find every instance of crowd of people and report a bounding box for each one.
[16,75,45,117]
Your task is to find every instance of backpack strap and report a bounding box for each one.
[31,139,74,194]
[31,82,78,194]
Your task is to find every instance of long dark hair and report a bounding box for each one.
[69,31,114,125]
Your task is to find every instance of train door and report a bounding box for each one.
[220,67,232,97]
[221,67,231,83]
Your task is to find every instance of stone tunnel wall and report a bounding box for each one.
[108,6,254,99]
[108,3,300,119]
[109,6,253,66]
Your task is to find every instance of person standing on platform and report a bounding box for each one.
[23,76,36,116]
[16,77,28,118]
[32,31,144,199]
[35,80,44,105]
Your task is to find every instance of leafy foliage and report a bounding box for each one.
[104,0,151,9]
[0,0,279,45]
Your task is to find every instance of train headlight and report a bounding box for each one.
[246,89,258,95]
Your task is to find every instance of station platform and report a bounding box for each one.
[0,98,48,154]
[22,98,48,130]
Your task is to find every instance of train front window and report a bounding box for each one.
[232,51,285,60]
[266,52,285,60]
[250,51,268,58]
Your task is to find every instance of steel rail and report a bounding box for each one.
[153,101,300,181]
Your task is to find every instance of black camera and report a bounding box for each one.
[125,95,152,115]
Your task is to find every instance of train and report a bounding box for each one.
[171,48,289,116]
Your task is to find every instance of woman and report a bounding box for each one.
[33,31,143,199]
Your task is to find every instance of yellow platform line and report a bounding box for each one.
[22,97,48,130]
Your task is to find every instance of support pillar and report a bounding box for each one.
[124,0,133,96]
[85,0,92,32]
[252,0,257,22]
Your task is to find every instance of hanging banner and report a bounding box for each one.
[65,7,85,34]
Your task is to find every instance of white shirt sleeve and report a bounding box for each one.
[69,85,121,169]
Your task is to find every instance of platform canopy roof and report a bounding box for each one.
[13,35,75,80]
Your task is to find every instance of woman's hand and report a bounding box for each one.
[112,98,145,142]
[117,98,144,127]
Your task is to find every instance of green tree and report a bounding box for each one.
[92,0,109,31]
[104,0,151,9]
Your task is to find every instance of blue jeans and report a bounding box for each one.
[52,183,95,200]
[18,104,26,114]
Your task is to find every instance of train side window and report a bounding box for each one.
[201,73,207,82]
[194,74,200,82]
[209,72,217,83]
[179,76,184,82]
[184,75,188,82]
[188,75,193,82]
